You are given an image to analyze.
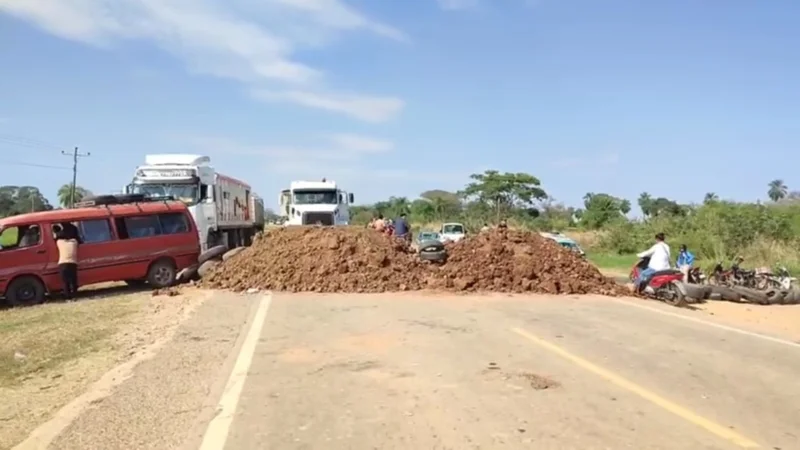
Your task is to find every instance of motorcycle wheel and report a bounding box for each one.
[660,281,688,307]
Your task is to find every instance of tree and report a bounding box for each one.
[703,192,719,204]
[57,183,92,208]
[418,190,461,222]
[459,170,547,221]
[767,179,788,202]
[579,192,631,229]
[0,186,53,218]
[638,192,653,218]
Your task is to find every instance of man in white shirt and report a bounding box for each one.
[635,232,670,292]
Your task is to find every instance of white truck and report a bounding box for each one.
[125,154,265,251]
[279,179,353,226]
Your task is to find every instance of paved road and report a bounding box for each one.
[27,292,800,450]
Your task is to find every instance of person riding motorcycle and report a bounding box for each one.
[675,244,695,283]
[635,232,671,293]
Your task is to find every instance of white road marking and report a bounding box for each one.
[199,294,273,450]
[611,297,800,349]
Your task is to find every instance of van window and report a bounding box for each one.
[159,213,189,234]
[115,216,162,239]
[0,225,40,250]
[78,219,113,243]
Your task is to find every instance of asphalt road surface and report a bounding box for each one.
[19,292,800,450]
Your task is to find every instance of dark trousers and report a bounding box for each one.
[59,263,79,299]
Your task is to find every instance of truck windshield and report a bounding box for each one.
[442,224,464,234]
[132,184,199,205]
[293,190,337,205]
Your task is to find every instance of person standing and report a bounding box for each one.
[55,222,80,300]
[675,244,695,282]
[394,213,410,242]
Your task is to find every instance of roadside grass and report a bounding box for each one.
[0,227,18,247]
[0,297,141,388]
[586,252,637,274]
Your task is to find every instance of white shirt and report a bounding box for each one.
[637,242,671,271]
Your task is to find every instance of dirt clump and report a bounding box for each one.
[428,229,625,295]
[202,226,426,292]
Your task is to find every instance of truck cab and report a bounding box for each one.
[280,180,354,226]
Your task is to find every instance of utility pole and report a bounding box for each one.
[61,147,90,208]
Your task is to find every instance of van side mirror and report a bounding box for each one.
[349,193,354,203]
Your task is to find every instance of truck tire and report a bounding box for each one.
[199,245,227,264]
[176,264,199,283]
[708,285,741,302]
[735,287,770,305]
[147,259,177,288]
[222,247,246,261]
[5,276,46,307]
[680,283,711,301]
[783,290,800,305]
[198,260,220,278]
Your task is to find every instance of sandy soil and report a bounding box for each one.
[1,286,209,450]
[695,301,800,341]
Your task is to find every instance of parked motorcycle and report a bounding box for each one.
[629,257,687,307]
[687,267,706,284]
[755,266,796,291]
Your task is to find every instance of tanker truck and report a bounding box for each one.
[124,154,265,251]
[279,179,353,226]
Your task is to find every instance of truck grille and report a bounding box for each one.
[302,212,334,225]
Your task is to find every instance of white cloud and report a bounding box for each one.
[253,90,404,123]
[0,0,406,122]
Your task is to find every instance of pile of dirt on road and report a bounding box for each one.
[202,227,426,292]
[428,229,625,295]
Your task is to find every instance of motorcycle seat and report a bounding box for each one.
[652,269,682,277]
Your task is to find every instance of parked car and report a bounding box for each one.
[0,195,200,306]
[416,231,441,244]
[439,223,466,243]
[540,232,585,257]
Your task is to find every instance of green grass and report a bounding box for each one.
[586,252,638,272]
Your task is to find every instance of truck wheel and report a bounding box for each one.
[176,264,199,283]
[222,247,246,261]
[198,260,220,278]
[147,260,177,288]
[5,276,46,307]
[199,245,227,264]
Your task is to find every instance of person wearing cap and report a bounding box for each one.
[675,244,695,283]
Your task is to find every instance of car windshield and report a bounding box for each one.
[132,184,199,205]
[293,190,337,205]
[442,224,464,234]
[419,232,439,240]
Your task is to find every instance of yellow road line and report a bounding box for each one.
[511,327,760,448]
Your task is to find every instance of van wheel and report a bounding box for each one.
[6,276,46,307]
[147,260,177,288]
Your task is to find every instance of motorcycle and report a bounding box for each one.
[687,267,706,284]
[755,266,796,291]
[711,263,756,288]
[629,257,688,307]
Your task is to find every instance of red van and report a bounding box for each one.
[0,198,200,306]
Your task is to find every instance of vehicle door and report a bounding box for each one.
[72,217,120,286]
[0,223,50,292]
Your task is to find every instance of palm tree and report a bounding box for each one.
[703,192,718,204]
[57,183,92,208]
[767,179,788,202]
[638,192,652,218]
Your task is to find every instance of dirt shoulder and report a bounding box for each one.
[692,301,800,341]
[0,286,209,450]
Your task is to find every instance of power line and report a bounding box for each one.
[4,160,72,170]
[61,147,91,208]
[0,133,63,151]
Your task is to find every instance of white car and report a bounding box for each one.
[439,223,466,242]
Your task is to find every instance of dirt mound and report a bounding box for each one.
[202,227,426,292]
[428,229,625,295]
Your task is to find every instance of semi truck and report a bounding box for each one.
[279,179,353,226]
[124,154,265,251]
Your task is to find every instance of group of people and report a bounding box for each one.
[367,214,411,241]
[634,232,696,292]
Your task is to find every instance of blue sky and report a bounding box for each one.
[1,0,798,212]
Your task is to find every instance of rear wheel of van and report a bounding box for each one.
[6,276,46,307]
[147,260,177,288]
